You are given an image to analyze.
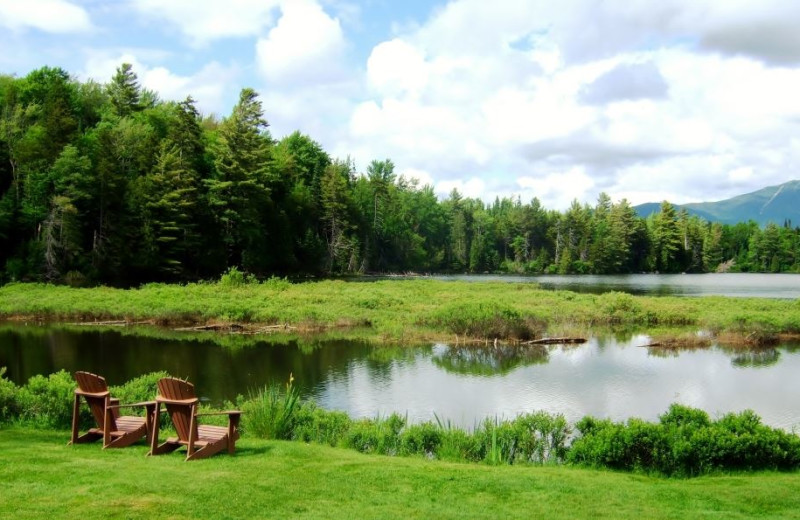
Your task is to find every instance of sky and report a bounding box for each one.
[1,0,800,210]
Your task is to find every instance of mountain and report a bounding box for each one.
[634,180,800,226]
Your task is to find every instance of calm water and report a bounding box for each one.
[427,273,800,298]
[2,325,799,430]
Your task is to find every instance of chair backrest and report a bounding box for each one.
[74,371,112,428]
[156,377,199,442]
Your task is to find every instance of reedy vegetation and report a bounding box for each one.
[2,369,800,477]
[2,65,800,287]
[1,277,799,342]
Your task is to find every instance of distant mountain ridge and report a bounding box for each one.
[634,180,800,226]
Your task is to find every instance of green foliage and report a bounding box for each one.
[596,291,643,323]
[240,374,300,440]
[428,303,539,340]
[473,413,571,466]
[4,368,800,476]
[15,370,76,429]
[108,371,168,405]
[399,421,442,457]
[292,401,351,446]
[0,367,20,423]
[2,65,800,283]
[343,413,406,455]
[568,404,800,476]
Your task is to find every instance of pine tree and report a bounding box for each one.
[107,63,141,117]
[206,88,272,269]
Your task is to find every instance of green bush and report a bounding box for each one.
[292,402,352,446]
[568,406,800,476]
[343,413,405,455]
[218,266,258,287]
[399,421,442,457]
[0,367,20,424]
[16,370,77,429]
[109,371,169,406]
[596,292,643,323]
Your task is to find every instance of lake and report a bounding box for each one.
[2,324,799,431]
[427,273,800,298]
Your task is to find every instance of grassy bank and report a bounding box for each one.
[1,278,800,342]
[2,428,800,520]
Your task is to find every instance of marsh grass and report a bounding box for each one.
[240,374,300,440]
[4,279,800,343]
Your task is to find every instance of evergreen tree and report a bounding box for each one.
[206,88,272,270]
[107,63,141,117]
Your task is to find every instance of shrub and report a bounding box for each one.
[0,367,20,424]
[343,413,405,455]
[109,371,169,406]
[218,266,258,287]
[399,421,442,457]
[597,292,643,323]
[292,402,352,446]
[16,370,77,429]
[568,406,800,476]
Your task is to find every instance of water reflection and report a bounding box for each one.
[2,324,800,430]
[730,349,780,368]
[432,343,548,376]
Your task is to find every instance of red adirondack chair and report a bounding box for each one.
[149,377,241,461]
[70,371,155,448]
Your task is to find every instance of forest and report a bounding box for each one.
[1,64,799,286]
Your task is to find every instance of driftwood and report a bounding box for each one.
[173,323,296,334]
[523,337,587,345]
[637,342,664,348]
[74,320,153,326]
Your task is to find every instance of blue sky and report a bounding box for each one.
[2,0,800,209]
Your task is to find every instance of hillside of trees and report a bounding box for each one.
[1,65,799,286]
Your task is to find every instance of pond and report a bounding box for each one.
[2,324,799,431]
[426,273,800,298]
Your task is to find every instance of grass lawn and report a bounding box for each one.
[2,428,800,519]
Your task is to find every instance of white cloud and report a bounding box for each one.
[436,177,486,199]
[131,0,281,45]
[518,167,595,210]
[255,0,346,86]
[399,167,434,188]
[0,0,91,33]
[318,0,800,209]
[82,53,237,116]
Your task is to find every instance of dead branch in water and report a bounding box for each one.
[173,323,296,334]
[74,320,154,326]
[522,337,587,345]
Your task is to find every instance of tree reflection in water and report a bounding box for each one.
[431,343,549,376]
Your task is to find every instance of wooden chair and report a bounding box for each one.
[70,371,156,449]
[150,377,241,461]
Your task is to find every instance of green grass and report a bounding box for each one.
[2,428,800,519]
[1,279,799,342]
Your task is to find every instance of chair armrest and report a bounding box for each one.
[195,410,242,417]
[75,389,110,398]
[106,400,156,410]
[156,397,199,405]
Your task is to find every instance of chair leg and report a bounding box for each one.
[69,394,80,445]
[102,397,112,448]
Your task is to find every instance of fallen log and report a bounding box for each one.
[523,337,587,345]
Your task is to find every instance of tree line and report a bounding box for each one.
[1,65,799,285]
